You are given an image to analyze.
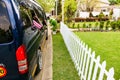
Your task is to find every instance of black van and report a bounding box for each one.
[0,0,47,80]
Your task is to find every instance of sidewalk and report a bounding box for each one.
[35,26,53,80]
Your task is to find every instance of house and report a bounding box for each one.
[76,0,110,12]
[94,0,110,12]
[75,0,110,18]
[75,0,120,20]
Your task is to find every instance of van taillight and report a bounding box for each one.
[16,45,28,74]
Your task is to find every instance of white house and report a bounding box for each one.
[76,0,110,18]
[76,0,120,20]
[113,8,120,20]
[94,0,110,12]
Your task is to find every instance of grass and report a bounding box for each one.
[75,32,120,80]
[53,33,79,80]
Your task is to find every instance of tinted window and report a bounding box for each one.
[0,1,13,43]
[33,6,44,21]
[19,6,32,29]
[31,10,40,23]
[33,6,47,26]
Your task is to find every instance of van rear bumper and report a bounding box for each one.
[1,73,33,80]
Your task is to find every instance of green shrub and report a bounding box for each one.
[105,21,110,31]
[83,23,86,28]
[88,23,92,28]
[117,21,120,30]
[110,21,116,31]
[50,19,57,31]
[49,19,53,24]
[77,24,80,30]
[100,21,104,31]
[83,23,86,31]
[99,12,104,19]
[95,22,99,27]
[72,23,75,28]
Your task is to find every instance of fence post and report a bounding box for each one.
[98,61,106,80]
[79,42,85,76]
[87,52,95,80]
[81,45,88,79]
[107,68,115,80]
[84,48,91,80]
[92,56,100,80]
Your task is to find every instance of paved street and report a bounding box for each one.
[34,26,53,80]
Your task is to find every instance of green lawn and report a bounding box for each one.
[75,32,120,80]
[53,33,79,80]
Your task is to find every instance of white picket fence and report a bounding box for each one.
[60,22,115,80]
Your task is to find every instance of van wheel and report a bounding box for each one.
[46,30,48,40]
[35,49,42,75]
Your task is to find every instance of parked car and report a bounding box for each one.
[0,0,48,80]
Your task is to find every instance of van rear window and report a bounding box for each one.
[0,1,13,43]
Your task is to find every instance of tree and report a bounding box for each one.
[55,0,62,22]
[64,0,77,22]
[77,0,99,11]
[37,0,55,12]
[109,0,120,5]
[109,9,113,19]
[56,0,62,15]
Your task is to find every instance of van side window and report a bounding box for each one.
[33,7,47,28]
[0,1,13,43]
[31,10,39,23]
[19,6,32,29]
[34,7,43,22]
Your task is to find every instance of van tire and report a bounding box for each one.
[46,30,48,40]
[35,49,42,75]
